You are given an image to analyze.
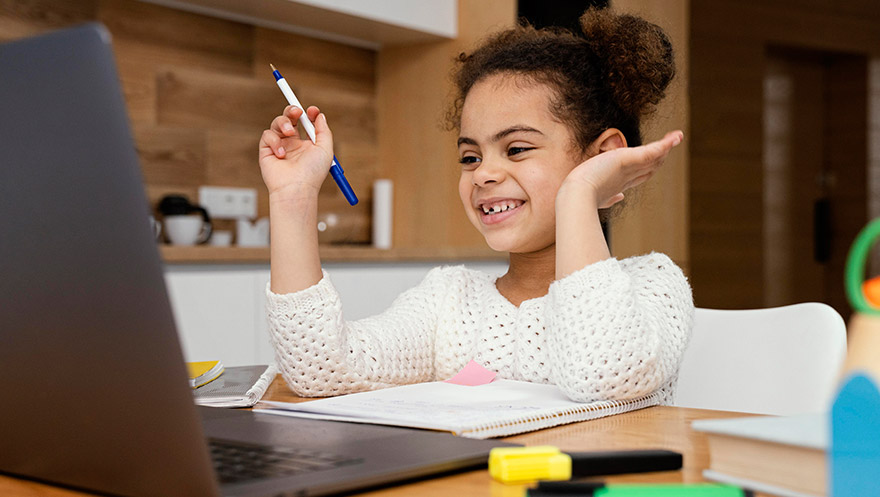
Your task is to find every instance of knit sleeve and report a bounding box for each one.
[265,267,450,397]
[542,253,693,403]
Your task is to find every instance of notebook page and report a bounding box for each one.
[258,379,658,438]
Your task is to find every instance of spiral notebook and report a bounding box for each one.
[255,379,659,439]
[193,364,276,408]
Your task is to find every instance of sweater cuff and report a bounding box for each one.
[549,257,625,297]
[266,270,338,313]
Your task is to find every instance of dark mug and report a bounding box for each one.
[157,195,212,245]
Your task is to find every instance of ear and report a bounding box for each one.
[593,128,628,153]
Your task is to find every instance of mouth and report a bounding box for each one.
[477,199,525,225]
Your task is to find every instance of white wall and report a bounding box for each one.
[164,260,508,366]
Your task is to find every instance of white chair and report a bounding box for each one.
[673,303,847,416]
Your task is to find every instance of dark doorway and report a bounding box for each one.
[517,1,607,32]
[762,46,868,320]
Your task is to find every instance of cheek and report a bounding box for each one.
[458,174,468,204]
[522,169,568,206]
[458,174,476,219]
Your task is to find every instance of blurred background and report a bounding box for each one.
[3,0,878,363]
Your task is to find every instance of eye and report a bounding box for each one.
[459,155,481,169]
[507,146,535,157]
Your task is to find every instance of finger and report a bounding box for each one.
[623,171,655,191]
[270,115,298,136]
[284,106,305,130]
[313,112,334,156]
[260,129,286,159]
[306,106,321,122]
[632,130,683,162]
[615,144,671,178]
[270,106,302,131]
[636,139,674,163]
[600,192,625,209]
[285,105,303,120]
[649,130,683,150]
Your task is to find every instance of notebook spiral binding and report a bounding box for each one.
[461,391,662,439]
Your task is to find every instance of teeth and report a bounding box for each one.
[481,201,521,214]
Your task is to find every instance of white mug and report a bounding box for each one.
[165,215,211,245]
[237,218,270,247]
[210,230,233,247]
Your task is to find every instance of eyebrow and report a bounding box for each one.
[457,125,544,147]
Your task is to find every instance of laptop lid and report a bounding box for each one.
[0,23,220,496]
[0,23,517,497]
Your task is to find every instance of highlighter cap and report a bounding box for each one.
[489,446,572,483]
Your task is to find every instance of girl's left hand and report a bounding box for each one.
[558,130,683,209]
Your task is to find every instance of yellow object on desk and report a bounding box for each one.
[489,446,571,483]
[187,360,224,388]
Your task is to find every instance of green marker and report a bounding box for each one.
[528,482,752,497]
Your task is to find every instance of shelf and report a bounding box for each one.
[160,244,506,264]
[137,0,457,49]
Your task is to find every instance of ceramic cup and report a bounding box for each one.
[165,214,211,245]
[209,230,233,247]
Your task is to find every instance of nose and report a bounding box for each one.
[472,155,505,187]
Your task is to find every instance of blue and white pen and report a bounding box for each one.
[270,64,358,206]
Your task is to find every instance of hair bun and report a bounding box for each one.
[579,9,675,119]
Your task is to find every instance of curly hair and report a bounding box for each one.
[447,8,675,152]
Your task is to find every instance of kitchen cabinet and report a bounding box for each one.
[165,259,508,366]
[138,0,457,48]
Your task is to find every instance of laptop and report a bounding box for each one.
[0,23,513,497]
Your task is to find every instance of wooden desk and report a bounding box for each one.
[0,377,763,497]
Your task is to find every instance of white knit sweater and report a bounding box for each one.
[266,253,693,404]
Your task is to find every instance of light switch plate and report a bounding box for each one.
[199,186,257,219]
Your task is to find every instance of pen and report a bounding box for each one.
[269,64,358,206]
[529,482,753,497]
[490,446,683,483]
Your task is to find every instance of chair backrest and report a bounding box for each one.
[674,303,847,416]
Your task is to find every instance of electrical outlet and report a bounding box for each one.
[199,186,257,219]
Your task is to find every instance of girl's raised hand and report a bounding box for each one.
[559,130,683,209]
[258,105,334,200]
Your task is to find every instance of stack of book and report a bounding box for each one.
[192,364,276,408]
[693,414,826,497]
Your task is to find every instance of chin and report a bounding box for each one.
[483,232,555,255]
[479,233,508,252]
[482,234,527,253]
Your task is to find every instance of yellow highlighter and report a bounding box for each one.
[490,446,572,483]
[489,446,682,484]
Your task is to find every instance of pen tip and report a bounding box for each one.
[269,63,277,72]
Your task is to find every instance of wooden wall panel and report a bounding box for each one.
[377,0,517,253]
[133,124,207,187]
[2,0,379,246]
[690,0,879,309]
[609,0,690,273]
[0,0,96,41]
[252,28,374,88]
[205,130,264,191]
[114,56,158,124]
[97,0,253,76]
[252,27,377,243]
[155,68,278,130]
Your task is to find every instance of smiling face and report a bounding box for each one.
[458,74,583,254]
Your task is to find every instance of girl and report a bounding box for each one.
[258,8,693,404]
